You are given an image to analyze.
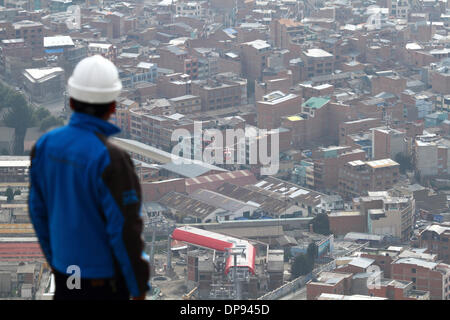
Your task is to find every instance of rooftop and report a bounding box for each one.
[43,35,74,48]
[244,39,270,50]
[304,48,333,58]
[366,158,399,169]
[260,91,298,105]
[302,97,330,109]
[24,67,64,83]
[393,258,438,269]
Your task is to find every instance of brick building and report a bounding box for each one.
[420,224,450,264]
[368,279,430,300]
[191,77,245,112]
[306,272,353,300]
[169,95,201,114]
[141,178,186,202]
[158,45,198,79]
[354,191,415,242]
[270,19,305,49]
[300,48,335,81]
[339,118,381,146]
[431,66,450,95]
[371,73,407,95]
[338,159,400,199]
[157,73,192,99]
[309,146,366,192]
[372,127,408,160]
[256,91,301,130]
[391,258,450,300]
[240,39,271,81]
[328,211,366,236]
[11,20,43,57]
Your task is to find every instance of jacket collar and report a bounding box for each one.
[68,112,121,137]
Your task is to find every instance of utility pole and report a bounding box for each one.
[167,234,172,275]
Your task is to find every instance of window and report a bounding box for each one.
[412,268,416,274]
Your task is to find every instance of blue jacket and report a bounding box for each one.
[29,112,150,297]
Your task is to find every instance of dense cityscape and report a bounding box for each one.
[0,0,449,301]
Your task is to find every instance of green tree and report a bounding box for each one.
[291,253,314,278]
[39,115,63,132]
[311,213,331,235]
[2,93,36,155]
[395,153,412,174]
[34,107,51,122]
[5,187,14,203]
[14,189,21,196]
[284,247,292,262]
[307,242,318,262]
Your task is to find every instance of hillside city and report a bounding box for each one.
[0,0,450,301]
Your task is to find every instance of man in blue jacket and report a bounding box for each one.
[29,55,150,300]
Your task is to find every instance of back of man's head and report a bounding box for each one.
[67,55,122,118]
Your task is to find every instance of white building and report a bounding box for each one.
[175,2,204,17]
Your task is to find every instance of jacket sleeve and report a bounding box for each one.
[97,147,150,298]
[28,144,52,264]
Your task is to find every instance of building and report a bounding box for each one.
[368,278,430,300]
[430,63,450,95]
[175,2,205,17]
[247,176,330,217]
[414,135,450,179]
[309,146,366,192]
[158,45,198,79]
[328,211,366,236]
[267,250,284,290]
[185,170,257,194]
[240,39,271,81]
[0,241,44,262]
[0,156,29,182]
[256,91,301,130]
[338,159,400,199]
[215,182,303,218]
[420,224,450,264]
[317,293,387,300]
[119,62,158,88]
[391,258,450,300]
[49,0,72,13]
[87,43,117,61]
[22,67,65,103]
[128,107,193,152]
[335,257,376,275]
[372,127,408,160]
[270,19,305,49]
[191,77,244,111]
[11,20,43,57]
[387,0,410,19]
[339,118,381,146]
[43,35,74,56]
[354,191,415,242]
[300,48,335,81]
[189,188,259,221]
[169,95,201,114]
[306,271,353,300]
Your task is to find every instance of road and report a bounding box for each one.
[280,286,307,300]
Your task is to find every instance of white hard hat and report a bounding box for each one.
[67,55,122,104]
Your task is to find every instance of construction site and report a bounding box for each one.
[148,222,298,300]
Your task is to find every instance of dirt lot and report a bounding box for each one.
[151,253,190,300]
